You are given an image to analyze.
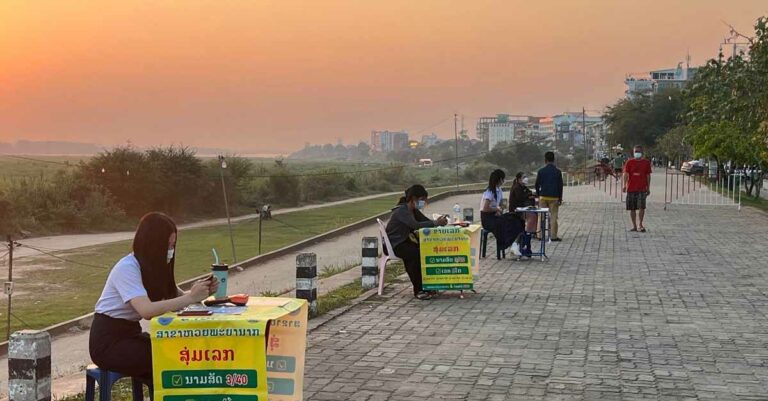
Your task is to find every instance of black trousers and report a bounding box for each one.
[393,241,422,295]
[481,211,524,251]
[90,313,152,381]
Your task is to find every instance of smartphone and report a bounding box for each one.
[178,310,213,316]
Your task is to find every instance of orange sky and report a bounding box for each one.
[0,1,765,153]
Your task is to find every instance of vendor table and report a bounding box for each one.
[150,297,308,401]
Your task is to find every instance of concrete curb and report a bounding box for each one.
[0,188,482,356]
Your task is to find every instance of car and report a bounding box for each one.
[680,159,706,176]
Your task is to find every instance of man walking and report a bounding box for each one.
[623,145,652,232]
[535,151,564,241]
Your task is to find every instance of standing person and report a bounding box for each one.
[535,151,564,241]
[90,212,218,382]
[386,185,448,300]
[623,145,652,232]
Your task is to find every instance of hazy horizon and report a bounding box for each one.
[1,1,765,153]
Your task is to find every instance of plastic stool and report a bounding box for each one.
[85,365,152,401]
[480,229,505,260]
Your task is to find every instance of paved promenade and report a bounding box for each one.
[304,191,768,400]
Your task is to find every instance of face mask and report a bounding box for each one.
[167,248,175,263]
[416,200,426,210]
[522,177,529,185]
[634,152,642,159]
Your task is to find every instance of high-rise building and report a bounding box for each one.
[370,130,410,152]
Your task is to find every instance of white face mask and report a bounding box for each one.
[522,177,529,185]
[167,248,175,263]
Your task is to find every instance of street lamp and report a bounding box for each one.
[218,156,237,263]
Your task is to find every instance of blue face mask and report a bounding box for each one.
[634,152,642,159]
[416,200,426,210]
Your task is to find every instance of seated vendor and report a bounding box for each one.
[385,185,448,300]
[90,212,218,381]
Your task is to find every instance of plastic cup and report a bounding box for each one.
[211,264,229,299]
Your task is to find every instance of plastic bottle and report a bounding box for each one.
[453,203,461,222]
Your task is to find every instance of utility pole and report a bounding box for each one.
[218,156,237,263]
[6,235,13,340]
[454,113,459,190]
[583,107,588,177]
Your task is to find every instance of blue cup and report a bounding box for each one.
[211,264,228,299]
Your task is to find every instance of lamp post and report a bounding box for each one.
[218,156,237,263]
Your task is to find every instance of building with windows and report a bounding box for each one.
[539,113,603,147]
[476,114,529,144]
[370,130,409,152]
[625,61,698,98]
[488,123,516,151]
[420,133,440,147]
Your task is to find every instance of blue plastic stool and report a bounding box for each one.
[480,229,505,260]
[85,365,153,401]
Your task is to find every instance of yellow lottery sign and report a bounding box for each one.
[419,226,473,290]
[150,298,308,401]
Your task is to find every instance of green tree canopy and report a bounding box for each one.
[604,88,683,150]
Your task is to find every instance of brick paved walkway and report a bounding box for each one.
[304,199,768,400]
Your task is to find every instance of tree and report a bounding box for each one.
[683,16,768,197]
[656,126,692,164]
[604,88,683,150]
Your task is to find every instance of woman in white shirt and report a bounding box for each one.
[89,212,217,381]
[480,169,522,257]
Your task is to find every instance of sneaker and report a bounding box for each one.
[551,237,562,242]
[510,242,522,256]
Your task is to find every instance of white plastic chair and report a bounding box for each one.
[376,218,402,296]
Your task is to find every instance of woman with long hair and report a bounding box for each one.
[509,172,537,257]
[480,169,523,257]
[89,212,217,381]
[386,185,448,300]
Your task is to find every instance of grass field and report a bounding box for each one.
[0,155,87,181]
[0,183,479,335]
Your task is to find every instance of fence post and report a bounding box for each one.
[8,330,50,401]
[296,253,317,317]
[361,237,379,290]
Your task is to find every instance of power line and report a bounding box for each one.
[0,154,77,167]
[9,311,31,328]
[16,243,111,270]
[270,216,323,236]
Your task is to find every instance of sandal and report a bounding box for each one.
[414,291,433,300]
[639,227,647,233]
[629,228,638,232]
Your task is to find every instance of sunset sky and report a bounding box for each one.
[1,1,765,154]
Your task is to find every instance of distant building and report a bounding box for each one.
[478,114,530,148]
[488,123,516,151]
[476,114,529,143]
[421,133,440,147]
[370,130,409,152]
[625,61,698,98]
[540,112,603,147]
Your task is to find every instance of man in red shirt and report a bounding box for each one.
[623,145,652,232]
